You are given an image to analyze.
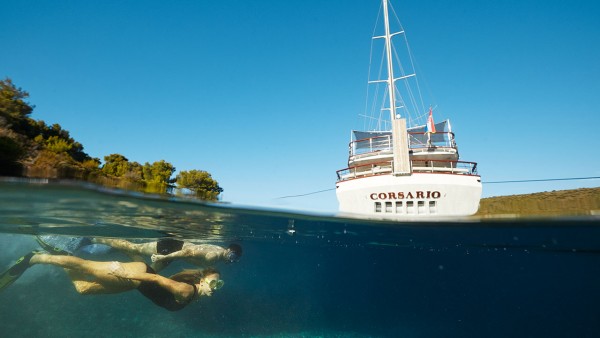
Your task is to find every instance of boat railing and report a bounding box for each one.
[408,132,456,149]
[337,159,478,181]
[349,132,456,157]
[337,161,394,181]
[411,159,478,175]
[350,136,393,157]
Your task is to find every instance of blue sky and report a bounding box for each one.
[1,0,599,213]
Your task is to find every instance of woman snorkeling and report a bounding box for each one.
[0,251,224,311]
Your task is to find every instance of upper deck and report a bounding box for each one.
[339,130,477,182]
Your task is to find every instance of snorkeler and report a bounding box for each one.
[0,251,223,311]
[92,238,242,271]
[36,236,242,272]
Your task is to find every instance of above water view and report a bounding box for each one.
[1,179,599,337]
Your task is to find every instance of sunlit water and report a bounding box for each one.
[0,179,599,337]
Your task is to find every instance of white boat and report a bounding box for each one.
[336,0,482,218]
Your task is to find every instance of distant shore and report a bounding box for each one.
[476,187,600,217]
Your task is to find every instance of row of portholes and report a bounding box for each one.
[374,200,437,214]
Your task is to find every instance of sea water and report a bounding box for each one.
[0,179,599,338]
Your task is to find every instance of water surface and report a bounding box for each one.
[0,179,598,337]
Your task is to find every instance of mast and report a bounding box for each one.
[382,0,411,175]
[382,0,397,121]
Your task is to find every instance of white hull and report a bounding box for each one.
[335,1,481,218]
[336,173,481,218]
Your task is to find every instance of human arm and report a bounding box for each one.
[151,247,193,263]
[108,262,194,302]
[151,245,221,263]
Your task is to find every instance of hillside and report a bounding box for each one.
[0,78,223,200]
[476,187,600,217]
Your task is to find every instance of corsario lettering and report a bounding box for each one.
[369,191,441,200]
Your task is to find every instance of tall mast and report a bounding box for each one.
[382,0,397,121]
[382,0,411,175]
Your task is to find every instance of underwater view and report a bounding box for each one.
[1,179,599,338]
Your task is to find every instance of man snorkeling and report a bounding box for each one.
[94,237,242,271]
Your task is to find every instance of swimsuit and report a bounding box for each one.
[156,238,184,255]
[136,264,196,311]
[155,238,185,268]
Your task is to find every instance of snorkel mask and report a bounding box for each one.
[225,250,240,263]
[209,279,224,290]
[225,244,242,263]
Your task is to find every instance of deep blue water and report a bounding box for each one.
[0,179,599,337]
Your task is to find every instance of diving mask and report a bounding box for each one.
[225,250,239,263]
[209,279,224,290]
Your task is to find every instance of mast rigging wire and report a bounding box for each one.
[274,176,600,199]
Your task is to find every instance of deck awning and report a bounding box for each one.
[352,119,453,147]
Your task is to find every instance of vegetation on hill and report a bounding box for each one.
[476,187,600,217]
[0,78,223,200]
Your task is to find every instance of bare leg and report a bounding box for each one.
[65,269,122,294]
[31,254,147,293]
[92,238,157,261]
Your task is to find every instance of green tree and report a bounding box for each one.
[82,158,101,170]
[0,78,34,133]
[143,160,175,184]
[102,153,131,177]
[176,169,223,201]
[44,135,73,153]
[34,122,89,162]
[125,161,144,181]
[0,79,225,196]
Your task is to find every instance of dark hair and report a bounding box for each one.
[228,243,242,257]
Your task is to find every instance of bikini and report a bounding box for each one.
[136,264,197,311]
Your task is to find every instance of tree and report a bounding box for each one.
[44,135,73,153]
[141,160,175,194]
[0,79,225,196]
[101,154,131,177]
[33,122,90,162]
[0,78,34,133]
[143,160,175,184]
[82,158,101,170]
[124,161,144,182]
[176,170,223,201]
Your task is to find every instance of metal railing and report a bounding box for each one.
[336,159,478,181]
[351,135,393,156]
[349,132,456,157]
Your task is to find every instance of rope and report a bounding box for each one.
[482,176,600,184]
[275,188,336,200]
[275,176,599,199]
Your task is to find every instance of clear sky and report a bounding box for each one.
[1,0,599,213]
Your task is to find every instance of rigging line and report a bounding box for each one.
[388,1,424,122]
[275,176,599,200]
[483,176,600,184]
[275,188,336,200]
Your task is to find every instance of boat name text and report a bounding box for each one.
[369,191,441,200]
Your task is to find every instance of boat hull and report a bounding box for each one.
[336,173,481,218]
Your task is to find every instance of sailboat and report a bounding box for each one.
[335,0,482,218]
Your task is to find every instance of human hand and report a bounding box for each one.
[151,254,165,263]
